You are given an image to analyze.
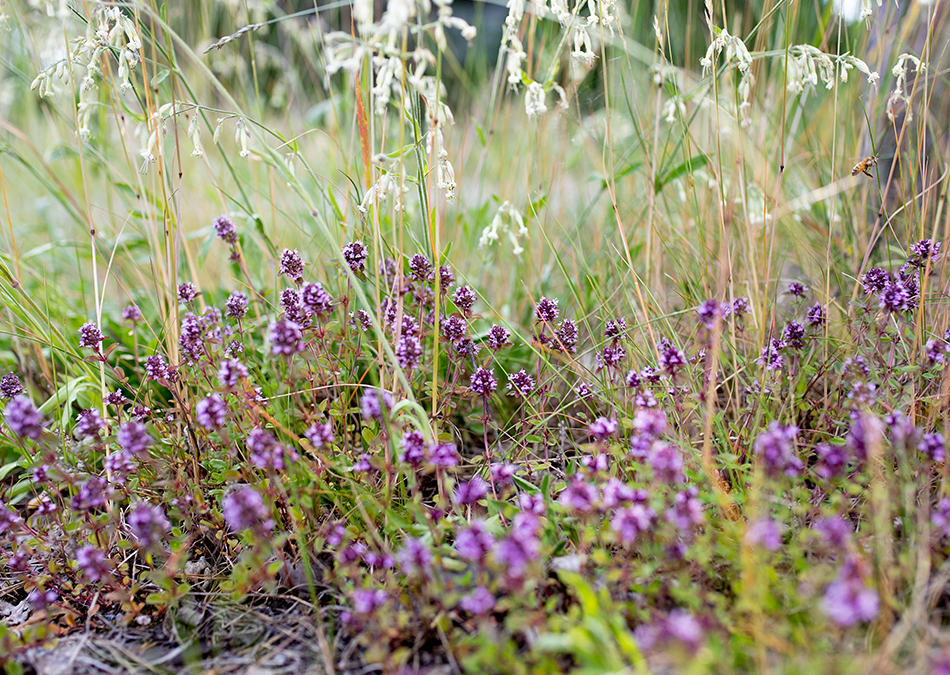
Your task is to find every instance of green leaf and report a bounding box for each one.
[655,153,709,193]
[151,68,170,88]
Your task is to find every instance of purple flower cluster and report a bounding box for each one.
[821,557,879,627]
[75,408,105,440]
[226,291,249,320]
[248,428,297,471]
[279,248,305,282]
[507,369,536,398]
[223,487,273,533]
[589,416,618,442]
[117,420,153,456]
[5,395,45,440]
[218,358,249,388]
[453,286,477,317]
[177,281,198,304]
[305,421,335,449]
[0,372,24,399]
[78,322,105,352]
[534,297,559,323]
[470,367,497,396]
[342,240,368,274]
[360,388,394,421]
[214,215,240,260]
[196,394,228,430]
[127,502,170,549]
[456,520,494,560]
[396,334,422,371]
[268,320,305,355]
[754,422,802,477]
[611,503,656,544]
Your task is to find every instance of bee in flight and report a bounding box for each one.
[851,155,878,178]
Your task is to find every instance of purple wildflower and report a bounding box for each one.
[248,428,296,471]
[75,408,105,440]
[451,285,477,318]
[121,305,142,323]
[213,215,238,244]
[879,278,914,313]
[822,558,879,627]
[352,588,388,615]
[754,422,802,477]
[757,339,784,370]
[494,513,540,579]
[79,322,105,352]
[551,319,578,353]
[177,281,199,304]
[910,238,941,266]
[342,240,368,274]
[196,394,228,430]
[486,324,511,351]
[813,516,853,549]
[0,373,23,399]
[28,588,58,611]
[399,429,428,468]
[430,443,459,468]
[574,382,594,399]
[647,441,684,483]
[360,389,394,421]
[470,367,497,396]
[806,303,826,327]
[396,334,423,371]
[597,345,626,370]
[407,254,433,282]
[815,443,848,480]
[658,339,687,376]
[218,358,249,388]
[559,478,599,513]
[611,504,656,544]
[730,297,751,318]
[305,421,334,449]
[268,320,305,355]
[222,487,273,533]
[860,267,889,294]
[460,587,495,614]
[70,476,110,513]
[456,521,494,561]
[665,486,705,533]
[534,297,559,323]
[782,321,806,350]
[745,518,782,551]
[932,498,950,538]
[507,369,536,397]
[589,416,619,442]
[104,450,136,485]
[454,477,489,505]
[920,433,946,463]
[398,537,433,576]
[144,355,169,381]
[179,312,205,362]
[117,420,152,456]
[697,300,723,329]
[788,281,809,298]
[278,248,305,282]
[127,502,170,549]
[5,395,45,440]
[226,291,249,319]
[430,264,454,292]
[0,503,22,536]
[75,545,110,582]
[441,315,466,344]
[926,339,950,365]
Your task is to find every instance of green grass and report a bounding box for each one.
[0,0,949,673]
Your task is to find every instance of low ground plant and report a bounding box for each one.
[0,0,949,673]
